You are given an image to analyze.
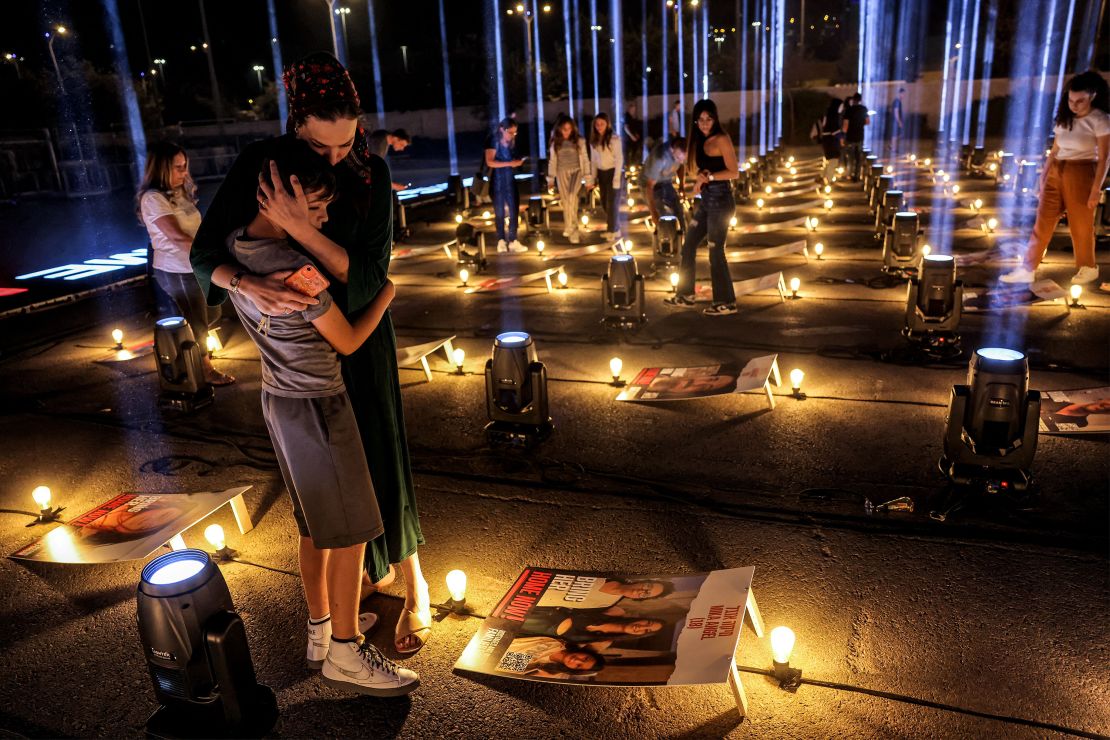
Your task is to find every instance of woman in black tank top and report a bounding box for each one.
[664,98,741,316]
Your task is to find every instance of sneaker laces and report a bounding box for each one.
[357,641,399,676]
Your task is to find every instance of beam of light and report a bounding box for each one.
[266,0,288,128]
[1031,0,1059,143]
[103,0,146,183]
[691,1,699,104]
[760,0,767,154]
[437,0,458,174]
[611,0,624,224]
[959,0,981,145]
[641,0,648,159]
[1072,0,1103,70]
[590,0,600,114]
[564,0,576,117]
[974,0,998,147]
[486,0,507,120]
[737,0,747,160]
[701,1,709,98]
[573,0,585,127]
[661,0,670,137]
[367,0,386,128]
[774,0,783,142]
[521,13,538,161]
[936,0,956,138]
[676,0,685,134]
[946,0,970,146]
[1050,0,1078,121]
[531,0,547,160]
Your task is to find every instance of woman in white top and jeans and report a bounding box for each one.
[589,112,624,240]
[547,114,592,244]
[139,142,234,384]
[1002,71,1110,285]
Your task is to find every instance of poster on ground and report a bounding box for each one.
[962,279,1066,311]
[10,487,250,563]
[617,364,740,401]
[455,566,755,686]
[1038,387,1110,434]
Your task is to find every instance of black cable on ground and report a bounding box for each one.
[736,665,1107,739]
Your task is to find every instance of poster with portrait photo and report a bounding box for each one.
[1038,387,1110,434]
[10,487,250,564]
[454,566,755,687]
[616,364,741,402]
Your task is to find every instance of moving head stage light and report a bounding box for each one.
[940,348,1040,493]
[862,157,880,188]
[528,194,549,233]
[874,189,904,239]
[601,253,646,327]
[903,254,963,355]
[155,317,213,412]
[485,332,552,445]
[882,211,921,275]
[996,152,1016,186]
[869,174,894,214]
[653,214,680,266]
[138,549,278,738]
[454,222,487,272]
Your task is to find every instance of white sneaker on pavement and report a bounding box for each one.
[321,639,420,697]
[496,239,508,253]
[561,228,571,237]
[307,613,380,670]
[1071,266,1099,284]
[999,266,1036,284]
[508,240,528,253]
[568,230,581,244]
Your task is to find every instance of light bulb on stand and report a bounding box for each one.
[627,197,635,208]
[814,242,824,259]
[622,238,633,253]
[206,334,220,355]
[481,209,491,219]
[729,216,738,229]
[823,199,833,213]
[921,243,932,257]
[951,184,960,196]
[204,524,226,551]
[459,268,470,286]
[769,625,802,689]
[756,198,765,211]
[1070,283,1083,307]
[789,368,805,398]
[454,213,463,224]
[452,347,466,373]
[111,328,124,349]
[446,569,467,606]
[32,485,51,511]
[536,240,545,254]
[823,185,832,194]
[581,214,589,226]
[764,184,773,195]
[789,277,800,299]
[775,175,783,184]
[30,485,62,524]
[557,270,568,288]
[986,217,998,233]
[669,272,679,292]
[609,356,623,385]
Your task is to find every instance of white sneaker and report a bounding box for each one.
[999,267,1036,284]
[496,239,508,253]
[562,228,572,237]
[307,613,380,670]
[1071,266,1099,284]
[321,639,420,697]
[508,240,528,253]
[568,230,581,244]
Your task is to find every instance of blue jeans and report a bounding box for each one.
[676,182,735,304]
[492,174,518,241]
[596,168,620,233]
[651,182,685,231]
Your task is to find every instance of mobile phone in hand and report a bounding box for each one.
[283,264,330,298]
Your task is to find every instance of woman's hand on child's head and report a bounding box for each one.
[258,161,313,238]
[240,270,319,315]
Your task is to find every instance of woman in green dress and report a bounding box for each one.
[189,53,431,654]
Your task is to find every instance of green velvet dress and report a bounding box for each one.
[190,134,423,581]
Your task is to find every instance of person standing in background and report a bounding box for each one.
[547,114,592,244]
[485,118,528,253]
[841,93,870,180]
[590,112,624,241]
[623,102,644,165]
[668,100,682,137]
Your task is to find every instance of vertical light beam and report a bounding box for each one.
[590,0,600,114]
[367,0,386,128]
[974,0,998,146]
[532,0,547,158]
[103,0,146,182]
[677,0,685,133]
[266,0,288,128]
[662,0,670,137]
[564,0,576,117]
[437,0,458,174]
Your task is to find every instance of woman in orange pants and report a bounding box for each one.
[1002,71,1110,286]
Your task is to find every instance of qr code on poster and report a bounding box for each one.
[497,651,532,673]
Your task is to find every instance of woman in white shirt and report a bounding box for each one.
[547,114,592,244]
[138,142,234,384]
[1002,72,1110,286]
[589,112,624,240]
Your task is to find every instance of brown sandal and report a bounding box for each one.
[394,607,432,655]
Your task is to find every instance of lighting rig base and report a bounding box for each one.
[159,386,214,414]
[772,661,802,692]
[484,420,554,448]
[27,507,65,527]
[902,331,963,360]
[145,683,278,740]
[939,385,1040,494]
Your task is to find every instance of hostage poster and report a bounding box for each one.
[454,567,755,686]
[617,364,741,402]
[10,487,250,564]
[1038,387,1110,434]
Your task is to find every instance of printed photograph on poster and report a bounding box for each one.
[10,487,249,564]
[617,364,741,402]
[454,566,755,687]
[1038,387,1110,434]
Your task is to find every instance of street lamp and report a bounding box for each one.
[252,64,265,89]
[153,57,166,83]
[335,6,351,58]
[46,25,68,94]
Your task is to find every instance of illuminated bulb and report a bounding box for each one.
[789,167,797,175]
[204,523,226,551]
[921,244,932,256]
[581,214,589,225]
[557,270,568,287]
[789,368,804,394]
[923,158,932,166]
[206,334,220,354]
[775,175,783,184]
[750,156,757,163]
[459,268,470,285]
[765,185,773,194]
[789,277,800,298]
[536,240,545,253]
[32,486,51,510]
[111,328,123,347]
[627,197,635,208]
[972,198,983,211]
[729,216,738,228]
[886,165,894,173]
[988,162,998,172]
[1070,284,1082,305]
[814,242,824,258]
[909,154,917,162]
[446,569,467,602]
[808,217,819,231]
[823,185,831,194]
[481,210,491,219]
[836,166,844,175]
[771,626,796,664]
[824,198,833,212]
[454,213,463,224]
[951,184,960,195]
[787,155,795,163]
[942,174,950,183]
[756,198,765,210]
[609,356,623,382]
[623,238,633,252]
[670,271,679,291]
[452,347,465,372]
[986,217,998,232]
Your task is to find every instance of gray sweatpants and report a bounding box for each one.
[556,168,583,234]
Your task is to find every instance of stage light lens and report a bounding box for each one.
[446,569,467,602]
[771,626,796,664]
[32,485,51,509]
[610,357,622,379]
[495,332,531,346]
[977,347,1024,362]
[612,253,633,262]
[147,557,206,586]
[453,347,465,369]
[156,316,185,328]
[789,368,804,391]
[923,253,952,263]
[204,524,225,550]
[112,328,124,345]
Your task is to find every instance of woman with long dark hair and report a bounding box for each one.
[1002,70,1110,285]
[589,112,624,240]
[664,99,740,316]
[521,607,666,644]
[547,113,592,244]
[819,97,843,184]
[189,53,433,666]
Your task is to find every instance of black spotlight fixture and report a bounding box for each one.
[862,156,879,188]
[969,146,988,173]
[882,211,921,275]
[653,214,680,267]
[1016,159,1040,197]
[454,222,487,273]
[484,331,552,446]
[958,144,973,171]
[874,188,904,240]
[869,174,894,214]
[940,348,1040,496]
[903,254,963,356]
[527,193,549,233]
[155,317,213,412]
[601,253,646,327]
[138,548,278,738]
[996,152,1016,187]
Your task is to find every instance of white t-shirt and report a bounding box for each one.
[1053,109,1110,161]
[141,189,202,273]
